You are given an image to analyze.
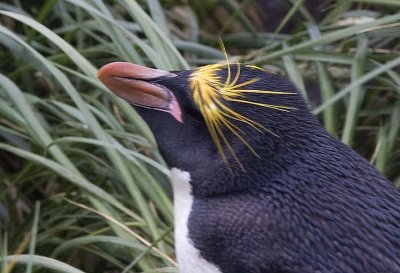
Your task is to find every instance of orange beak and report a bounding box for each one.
[97,62,182,123]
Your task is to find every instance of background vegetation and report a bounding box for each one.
[0,0,399,272]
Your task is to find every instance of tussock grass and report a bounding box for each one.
[0,0,399,272]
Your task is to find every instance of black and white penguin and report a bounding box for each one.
[97,62,400,273]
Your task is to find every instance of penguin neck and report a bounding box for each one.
[188,117,333,197]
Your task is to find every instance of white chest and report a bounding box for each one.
[170,168,222,273]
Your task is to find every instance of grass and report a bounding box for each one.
[0,0,399,272]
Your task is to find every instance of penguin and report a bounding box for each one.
[97,62,400,273]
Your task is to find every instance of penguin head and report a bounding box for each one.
[97,62,314,173]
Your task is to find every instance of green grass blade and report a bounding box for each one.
[2,255,86,273]
[341,34,368,145]
[0,143,142,223]
[313,56,400,114]
[252,13,400,64]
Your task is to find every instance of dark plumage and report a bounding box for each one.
[97,62,400,273]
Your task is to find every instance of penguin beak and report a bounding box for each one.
[97,62,183,123]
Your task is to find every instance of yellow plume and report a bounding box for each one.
[189,43,296,170]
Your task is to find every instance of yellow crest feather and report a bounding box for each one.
[188,44,296,170]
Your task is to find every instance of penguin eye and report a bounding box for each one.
[188,63,297,170]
